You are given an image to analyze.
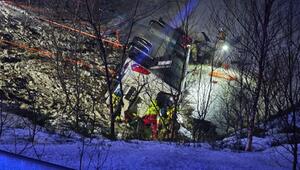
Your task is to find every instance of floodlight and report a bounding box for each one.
[221,44,229,51]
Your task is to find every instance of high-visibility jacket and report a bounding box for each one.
[166,106,175,120]
[145,100,159,115]
[159,106,174,125]
[112,93,121,107]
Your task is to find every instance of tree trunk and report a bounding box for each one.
[245,115,254,151]
[292,111,298,170]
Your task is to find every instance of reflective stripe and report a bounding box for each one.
[112,93,121,107]
[145,101,159,115]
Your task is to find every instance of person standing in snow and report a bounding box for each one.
[143,100,160,140]
[142,92,177,140]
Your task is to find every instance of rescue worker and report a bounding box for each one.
[143,100,159,140]
[142,92,177,140]
[217,28,226,41]
[158,104,175,139]
[190,32,211,64]
[112,88,123,122]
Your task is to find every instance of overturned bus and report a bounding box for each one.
[110,19,191,137]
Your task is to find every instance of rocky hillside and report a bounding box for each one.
[0,2,120,136]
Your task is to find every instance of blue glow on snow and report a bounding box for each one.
[0,150,71,170]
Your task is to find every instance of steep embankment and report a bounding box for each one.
[0,1,119,135]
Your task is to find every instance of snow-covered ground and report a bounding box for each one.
[0,136,296,170]
[0,113,297,170]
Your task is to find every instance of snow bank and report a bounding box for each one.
[0,111,297,169]
[0,129,295,170]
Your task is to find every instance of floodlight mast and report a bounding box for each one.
[180,44,192,95]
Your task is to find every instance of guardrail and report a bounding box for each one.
[0,149,74,170]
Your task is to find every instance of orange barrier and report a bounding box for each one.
[3,0,124,49]
[40,18,124,49]
[0,39,116,75]
[208,70,237,81]
[1,0,119,75]
[0,39,54,58]
[39,18,97,38]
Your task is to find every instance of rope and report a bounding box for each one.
[0,39,116,75]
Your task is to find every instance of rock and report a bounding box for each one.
[1,55,22,63]
[20,103,29,110]
[0,32,14,41]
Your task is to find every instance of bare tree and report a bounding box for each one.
[273,0,300,168]
[211,0,285,151]
[82,0,144,139]
[0,87,9,137]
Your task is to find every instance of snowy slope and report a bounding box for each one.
[0,137,296,170]
[0,113,297,170]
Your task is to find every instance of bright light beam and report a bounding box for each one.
[170,0,199,28]
[221,44,229,52]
